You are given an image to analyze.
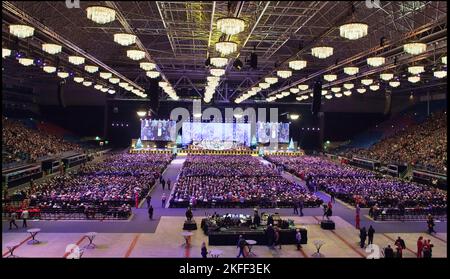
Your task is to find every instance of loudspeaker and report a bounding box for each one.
[57,81,65,108]
[384,90,392,115]
[311,80,322,116]
[320,220,335,230]
[148,79,160,113]
[250,52,257,69]
[183,220,198,231]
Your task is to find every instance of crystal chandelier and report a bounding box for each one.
[323,74,337,82]
[281,91,290,97]
[74,77,84,83]
[367,56,385,67]
[68,56,85,65]
[217,17,245,35]
[339,22,368,40]
[9,24,34,38]
[403,42,426,55]
[99,72,112,79]
[275,93,283,99]
[265,77,278,84]
[325,95,333,99]
[109,77,120,84]
[43,66,56,73]
[408,66,424,75]
[86,6,116,24]
[259,82,270,89]
[125,86,133,91]
[2,48,12,58]
[108,89,116,94]
[433,70,447,78]
[210,57,228,67]
[277,70,292,79]
[321,90,328,96]
[94,84,103,90]
[408,76,420,83]
[380,73,394,81]
[343,90,352,96]
[369,84,380,91]
[113,33,136,46]
[210,68,225,77]
[57,72,69,79]
[42,43,62,55]
[85,65,98,73]
[290,88,299,94]
[343,83,354,90]
[357,88,366,94]
[18,58,34,66]
[215,41,237,55]
[100,88,108,93]
[82,81,92,87]
[442,56,447,64]
[119,82,129,88]
[140,62,156,71]
[311,46,333,59]
[344,66,359,75]
[361,78,373,86]
[146,71,160,78]
[298,84,309,91]
[389,81,400,87]
[127,49,145,60]
[288,60,307,70]
[331,87,341,93]
[335,93,343,98]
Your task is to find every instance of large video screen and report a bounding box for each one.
[181,122,251,146]
[256,122,290,143]
[140,119,176,141]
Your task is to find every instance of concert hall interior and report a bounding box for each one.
[1,1,447,260]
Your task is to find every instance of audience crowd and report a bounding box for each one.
[170,155,322,208]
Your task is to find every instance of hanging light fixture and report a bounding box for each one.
[57,71,69,79]
[408,65,425,75]
[140,62,156,71]
[18,58,34,66]
[343,83,354,90]
[343,90,352,96]
[259,82,270,89]
[126,49,145,60]
[331,87,341,93]
[321,90,328,96]
[323,74,337,82]
[158,81,168,88]
[108,89,116,94]
[215,41,237,55]
[344,66,359,75]
[82,81,93,87]
[290,88,299,94]
[109,77,120,84]
[325,95,333,99]
[288,59,307,70]
[113,33,136,46]
[119,82,129,88]
[99,72,112,79]
[403,42,427,55]
[408,76,420,83]
[210,68,225,77]
[339,22,368,40]
[86,6,116,24]
[298,84,309,91]
[361,78,373,86]
[357,88,366,94]
[217,17,245,35]
[265,77,278,84]
[252,87,261,93]
[277,70,292,79]
[369,84,380,91]
[9,24,34,38]
[210,57,228,67]
[276,93,283,99]
[389,81,400,87]
[42,43,62,55]
[68,56,85,65]
[281,91,290,97]
[442,56,447,64]
[100,88,108,93]
[94,84,102,90]
[434,70,447,78]
[367,56,385,67]
[335,93,343,98]
[74,77,84,83]
[85,65,99,73]
[207,76,220,83]
[146,71,160,78]
[42,66,56,73]
[311,46,333,59]
[380,73,394,81]
[2,48,12,58]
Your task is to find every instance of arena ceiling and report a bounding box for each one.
[2,1,448,103]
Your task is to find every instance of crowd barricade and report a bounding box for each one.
[372,207,447,221]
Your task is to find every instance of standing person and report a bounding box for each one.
[298,198,304,217]
[185,207,193,221]
[146,195,152,208]
[9,211,19,230]
[326,205,333,220]
[21,208,29,228]
[274,226,282,249]
[322,204,328,220]
[161,178,165,191]
[367,225,375,245]
[330,192,336,203]
[295,229,302,250]
[167,179,171,191]
[148,205,154,220]
[417,236,424,258]
[293,201,299,215]
[359,227,367,248]
[266,224,275,248]
[161,193,167,208]
[427,214,436,234]
[394,237,406,258]
[355,203,361,229]
[236,235,247,258]
[425,239,434,258]
[201,242,208,258]
[384,245,394,258]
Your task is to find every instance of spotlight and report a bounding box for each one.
[233,58,243,70]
